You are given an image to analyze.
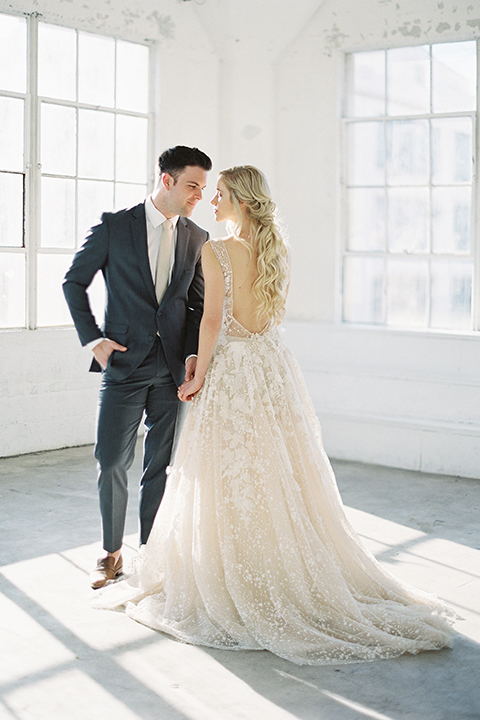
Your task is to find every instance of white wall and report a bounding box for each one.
[277,0,480,478]
[283,322,480,479]
[1,328,100,455]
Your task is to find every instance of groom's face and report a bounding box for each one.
[165,165,209,218]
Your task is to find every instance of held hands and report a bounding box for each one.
[92,339,127,370]
[178,356,203,402]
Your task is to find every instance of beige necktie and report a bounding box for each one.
[155,219,173,302]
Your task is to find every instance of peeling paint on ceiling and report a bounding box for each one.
[393,21,422,38]
[147,11,175,40]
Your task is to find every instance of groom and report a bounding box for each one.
[63,145,212,588]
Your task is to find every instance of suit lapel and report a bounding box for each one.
[130,203,157,304]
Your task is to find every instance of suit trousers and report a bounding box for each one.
[95,337,183,552]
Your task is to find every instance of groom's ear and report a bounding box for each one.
[162,172,174,190]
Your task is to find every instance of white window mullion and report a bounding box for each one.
[74,31,80,250]
[148,40,158,196]
[473,39,480,331]
[382,116,388,325]
[26,12,41,330]
[113,37,118,209]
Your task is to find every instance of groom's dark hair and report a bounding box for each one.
[158,145,212,181]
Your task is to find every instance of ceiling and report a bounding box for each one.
[188,0,327,60]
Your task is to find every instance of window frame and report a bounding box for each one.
[340,39,480,334]
[0,11,154,331]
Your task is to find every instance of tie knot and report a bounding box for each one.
[163,219,172,232]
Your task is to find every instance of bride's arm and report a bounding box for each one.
[178,242,224,401]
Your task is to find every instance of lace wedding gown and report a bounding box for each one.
[93,239,454,665]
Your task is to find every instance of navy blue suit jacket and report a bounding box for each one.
[63,202,208,387]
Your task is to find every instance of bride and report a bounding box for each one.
[93,165,454,665]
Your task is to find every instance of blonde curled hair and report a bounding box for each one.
[220,166,290,323]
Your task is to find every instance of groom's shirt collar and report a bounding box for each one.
[145,195,179,230]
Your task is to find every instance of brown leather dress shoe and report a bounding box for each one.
[90,555,123,589]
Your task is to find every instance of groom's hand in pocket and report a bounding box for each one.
[92,339,127,370]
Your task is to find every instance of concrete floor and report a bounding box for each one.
[0,441,479,720]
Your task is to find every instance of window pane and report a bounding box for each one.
[347,188,385,251]
[115,183,147,211]
[432,41,476,114]
[431,117,473,185]
[41,177,75,249]
[77,179,114,244]
[387,187,429,253]
[116,40,149,112]
[78,32,115,107]
[38,23,76,101]
[0,252,25,327]
[430,259,472,330]
[78,109,115,180]
[0,173,24,247]
[346,50,385,117]
[37,254,74,326]
[386,258,428,327]
[115,115,148,183]
[387,45,430,116]
[343,256,383,323]
[87,270,106,327]
[0,13,26,93]
[386,120,429,186]
[0,97,24,171]
[346,122,384,186]
[41,103,77,176]
[432,186,471,254]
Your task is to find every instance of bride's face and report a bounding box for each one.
[211,177,236,223]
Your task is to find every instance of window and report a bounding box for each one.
[0,12,151,329]
[342,41,477,331]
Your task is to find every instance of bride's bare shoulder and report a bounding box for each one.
[222,237,251,256]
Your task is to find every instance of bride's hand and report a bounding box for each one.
[177,376,204,402]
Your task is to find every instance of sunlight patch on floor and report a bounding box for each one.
[1,546,152,652]
[0,592,74,685]
[344,506,426,558]
[340,507,480,639]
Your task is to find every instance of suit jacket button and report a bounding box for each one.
[148,335,154,342]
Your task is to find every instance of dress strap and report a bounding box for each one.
[210,239,233,315]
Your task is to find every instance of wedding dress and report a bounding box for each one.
[93,239,454,665]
